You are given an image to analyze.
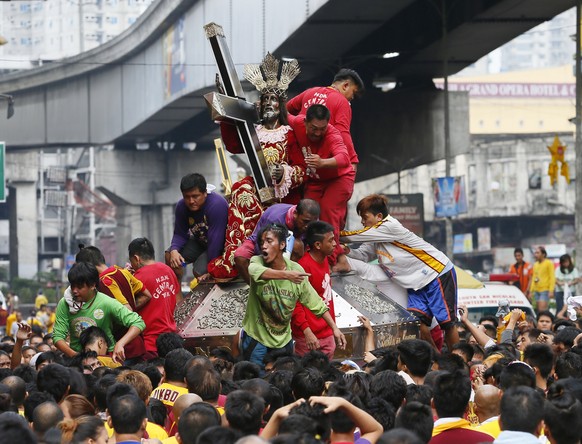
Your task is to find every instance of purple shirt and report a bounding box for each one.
[170,192,228,261]
[248,204,296,245]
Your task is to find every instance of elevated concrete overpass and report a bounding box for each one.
[0,0,575,165]
[0,0,576,278]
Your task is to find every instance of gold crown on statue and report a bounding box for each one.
[244,52,300,99]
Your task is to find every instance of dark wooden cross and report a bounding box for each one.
[203,22,275,204]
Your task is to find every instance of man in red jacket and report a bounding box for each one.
[292,221,338,359]
[288,104,355,262]
[287,68,364,171]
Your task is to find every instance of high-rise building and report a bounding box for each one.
[0,0,154,71]
[457,7,575,76]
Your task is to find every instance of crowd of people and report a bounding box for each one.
[2,52,582,444]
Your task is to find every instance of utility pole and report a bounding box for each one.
[576,1,582,263]
[442,0,453,259]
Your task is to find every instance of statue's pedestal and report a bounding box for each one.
[175,273,419,359]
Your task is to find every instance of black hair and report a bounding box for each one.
[185,367,221,402]
[303,220,335,248]
[555,352,582,379]
[554,327,582,349]
[233,360,261,382]
[163,348,193,382]
[272,355,303,374]
[514,247,524,255]
[133,363,163,390]
[278,414,318,437]
[289,401,331,442]
[128,237,155,261]
[537,310,555,325]
[79,326,109,350]
[0,376,26,407]
[177,402,221,444]
[305,104,331,122]
[432,353,469,374]
[33,401,64,436]
[195,425,243,444]
[240,377,283,421]
[500,386,544,434]
[291,368,325,400]
[544,391,582,444]
[397,339,432,377]
[12,365,35,387]
[75,245,106,266]
[405,384,433,406]
[370,370,407,411]
[265,370,295,405]
[209,347,236,364]
[499,361,536,390]
[523,343,555,379]
[452,342,475,363]
[68,367,88,397]
[180,173,207,193]
[0,368,12,383]
[23,391,55,422]
[394,401,434,443]
[560,254,575,274]
[93,374,118,412]
[108,393,146,434]
[155,332,184,358]
[432,370,471,418]
[333,68,365,93]
[68,262,99,288]
[295,199,320,220]
[366,397,395,432]
[300,350,330,373]
[378,428,423,444]
[147,397,166,427]
[256,223,288,248]
[37,364,70,403]
[107,382,147,434]
[479,315,499,328]
[329,392,364,434]
[0,412,37,444]
[224,390,265,436]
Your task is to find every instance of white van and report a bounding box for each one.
[458,280,536,323]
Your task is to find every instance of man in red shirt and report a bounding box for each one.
[288,104,355,262]
[129,237,181,357]
[287,68,364,171]
[292,221,337,359]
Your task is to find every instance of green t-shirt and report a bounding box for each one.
[242,256,328,348]
[53,291,145,352]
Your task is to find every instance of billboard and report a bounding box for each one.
[385,193,424,237]
[432,176,468,217]
[163,16,187,99]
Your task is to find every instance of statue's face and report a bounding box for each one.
[261,93,280,122]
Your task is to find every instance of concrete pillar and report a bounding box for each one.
[7,151,39,279]
[14,182,38,278]
[474,146,488,213]
[514,140,529,213]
